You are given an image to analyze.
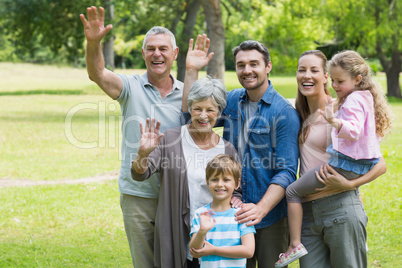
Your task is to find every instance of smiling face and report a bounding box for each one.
[207,171,239,202]
[235,49,271,93]
[297,54,329,98]
[330,66,361,99]
[189,97,220,133]
[142,34,178,77]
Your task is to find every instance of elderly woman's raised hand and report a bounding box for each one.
[186,34,214,72]
[79,6,113,44]
[138,118,164,157]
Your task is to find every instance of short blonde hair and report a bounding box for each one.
[206,155,241,185]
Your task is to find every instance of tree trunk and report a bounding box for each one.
[374,0,401,98]
[385,48,401,98]
[202,0,225,80]
[102,0,115,71]
[176,0,201,82]
[376,46,401,98]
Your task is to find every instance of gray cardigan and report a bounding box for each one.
[131,126,238,268]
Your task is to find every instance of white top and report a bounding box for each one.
[181,125,225,260]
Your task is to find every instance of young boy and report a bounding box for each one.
[189,154,256,268]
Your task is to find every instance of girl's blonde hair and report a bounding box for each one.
[295,50,330,143]
[329,50,392,137]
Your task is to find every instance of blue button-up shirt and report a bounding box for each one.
[218,81,300,229]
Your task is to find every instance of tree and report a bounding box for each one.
[175,0,202,82]
[318,0,401,98]
[0,0,98,64]
[114,37,143,69]
[372,0,401,98]
[201,0,225,79]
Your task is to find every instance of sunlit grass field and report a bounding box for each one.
[0,63,400,267]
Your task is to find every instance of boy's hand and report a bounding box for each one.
[190,241,215,258]
[199,210,216,232]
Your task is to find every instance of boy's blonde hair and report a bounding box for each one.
[329,50,392,137]
[206,155,241,185]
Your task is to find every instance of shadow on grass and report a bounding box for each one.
[0,90,84,96]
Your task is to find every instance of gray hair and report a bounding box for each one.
[188,76,227,114]
[142,26,177,50]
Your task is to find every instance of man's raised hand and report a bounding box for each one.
[186,34,214,72]
[79,6,113,44]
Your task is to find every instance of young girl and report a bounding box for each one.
[275,50,392,267]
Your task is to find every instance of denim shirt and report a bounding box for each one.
[218,81,300,229]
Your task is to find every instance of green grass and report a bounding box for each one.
[0,63,401,267]
[0,181,132,267]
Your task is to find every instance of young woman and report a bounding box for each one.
[275,50,388,268]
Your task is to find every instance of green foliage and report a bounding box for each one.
[0,0,99,63]
[0,34,19,62]
[222,0,331,74]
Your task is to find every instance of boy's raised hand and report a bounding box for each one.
[199,210,216,232]
[79,6,113,44]
[186,34,214,72]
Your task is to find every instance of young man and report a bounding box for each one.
[80,6,184,267]
[183,37,300,268]
[190,154,255,268]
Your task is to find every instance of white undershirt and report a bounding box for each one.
[181,125,225,260]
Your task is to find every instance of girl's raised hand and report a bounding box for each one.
[318,95,335,122]
[138,118,164,157]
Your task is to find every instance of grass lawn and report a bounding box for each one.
[0,63,401,267]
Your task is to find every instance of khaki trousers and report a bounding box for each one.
[120,194,158,268]
[300,190,368,268]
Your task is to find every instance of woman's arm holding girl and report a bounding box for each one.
[315,157,386,192]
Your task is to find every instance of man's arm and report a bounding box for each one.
[182,34,214,112]
[80,6,122,100]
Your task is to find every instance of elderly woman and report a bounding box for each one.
[131,76,239,268]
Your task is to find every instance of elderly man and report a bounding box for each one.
[80,6,184,267]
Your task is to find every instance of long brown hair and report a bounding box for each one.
[295,50,330,143]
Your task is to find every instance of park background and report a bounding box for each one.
[0,0,401,267]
